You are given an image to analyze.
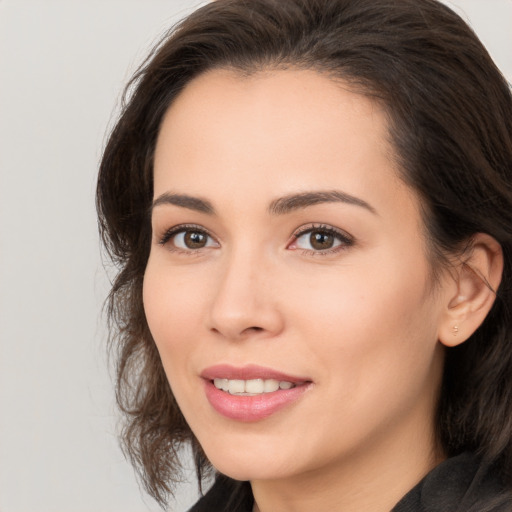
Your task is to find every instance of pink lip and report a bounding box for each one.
[201,364,312,422]
[200,364,308,383]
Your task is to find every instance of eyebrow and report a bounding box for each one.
[269,190,377,215]
[151,189,377,216]
[151,192,215,214]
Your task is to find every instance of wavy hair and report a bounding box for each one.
[97,0,512,506]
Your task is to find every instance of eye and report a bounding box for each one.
[173,230,215,249]
[288,224,353,253]
[159,225,219,252]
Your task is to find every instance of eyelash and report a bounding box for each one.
[157,223,354,255]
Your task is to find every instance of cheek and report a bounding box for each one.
[142,258,209,367]
[285,253,440,386]
[142,260,213,426]
[280,263,442,457]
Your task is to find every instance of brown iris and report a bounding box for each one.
[310,231,335,250]
[184,231,208,249]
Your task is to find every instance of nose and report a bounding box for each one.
[207,248,284,341]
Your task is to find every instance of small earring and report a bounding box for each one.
[452,325,459,336]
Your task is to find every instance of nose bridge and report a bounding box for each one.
[208,242,282,339]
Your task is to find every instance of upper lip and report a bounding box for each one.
[200,364,310,383]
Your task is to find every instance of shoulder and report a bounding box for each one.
[393,452,512,512]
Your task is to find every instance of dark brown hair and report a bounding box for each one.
[97,0,512,506]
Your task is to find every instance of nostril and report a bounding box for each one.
[238,326,265,336]
[210,326,263,335]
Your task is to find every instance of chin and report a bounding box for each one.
[211,458,289,482]
[200,434,296,482]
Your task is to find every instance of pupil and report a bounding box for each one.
[185,231,206,248]
[310,231,334,250]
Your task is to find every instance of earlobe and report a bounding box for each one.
[439,233,503,348]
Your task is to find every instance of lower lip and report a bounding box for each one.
[204,380,310,422]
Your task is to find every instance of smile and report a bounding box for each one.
[201,365,312,421]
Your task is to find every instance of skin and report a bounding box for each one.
[144,68,464,512]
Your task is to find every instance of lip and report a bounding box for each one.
[200,364,309,383]
[201,364,312,422]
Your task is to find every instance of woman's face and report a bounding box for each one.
[144,69,452,483]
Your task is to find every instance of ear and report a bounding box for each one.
[438,233,503,347]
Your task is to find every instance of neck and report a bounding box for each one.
[251,418,444,512]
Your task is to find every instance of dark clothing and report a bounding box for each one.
[188,453,512,512]
[392,453,511,512]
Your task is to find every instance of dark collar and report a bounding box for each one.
[189,453,511,512]
[392,452,511,512]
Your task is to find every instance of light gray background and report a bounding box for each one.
[0,1,510,511]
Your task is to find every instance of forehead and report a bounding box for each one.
[157,67,390,146]
[155,68,394,180]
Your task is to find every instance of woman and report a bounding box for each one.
[96,0,512,510]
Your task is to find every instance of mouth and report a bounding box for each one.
[200,365,312,422]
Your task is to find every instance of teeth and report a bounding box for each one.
[245,379,265,394]
[264,379,280,393]
[228,379,245,394]
[218,378,229,391]
[213,378,296,395]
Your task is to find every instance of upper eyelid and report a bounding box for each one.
[292,223,353,240]
[157,223,217,245]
